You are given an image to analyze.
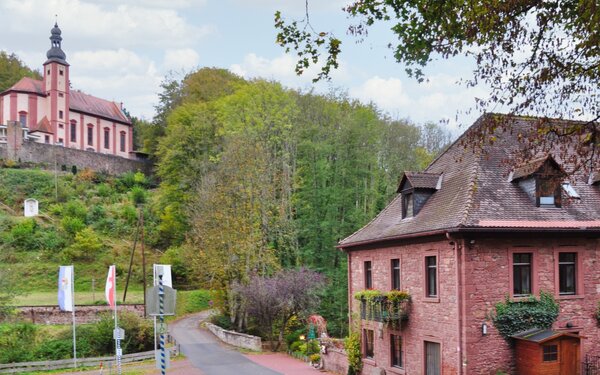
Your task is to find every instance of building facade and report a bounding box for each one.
[0,23,134,158]
[339,115,600,374]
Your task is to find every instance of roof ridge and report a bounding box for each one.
[339,193,403,245]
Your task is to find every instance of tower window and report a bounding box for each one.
[59,69,64,76]
[59,110,64,119]
[19,112,27,127]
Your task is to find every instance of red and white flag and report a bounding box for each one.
[105,265,116,308]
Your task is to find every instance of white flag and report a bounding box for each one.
[58,266,74,312]
[105,265,116,308]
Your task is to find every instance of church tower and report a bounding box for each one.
[42,23,69,144]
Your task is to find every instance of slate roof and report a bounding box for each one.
[2,78,131,125]
[30,116,52,134]
[340,114,600,248]
[397,172,441,192]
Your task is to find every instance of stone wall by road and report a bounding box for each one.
[15,304,145,324]
[205,322,262,351]
[0,140,152,175]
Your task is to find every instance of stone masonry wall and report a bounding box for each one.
[463,235,600,374]
[0,140,152,175]
[206,322,262,351]
[14,304,145,324]
[348,237,460,375]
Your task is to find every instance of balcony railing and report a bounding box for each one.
[359,297,410,323]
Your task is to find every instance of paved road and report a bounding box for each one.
[170,311,281,375]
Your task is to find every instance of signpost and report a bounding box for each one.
[146,265,177,373]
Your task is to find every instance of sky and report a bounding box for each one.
[0,0,490,132]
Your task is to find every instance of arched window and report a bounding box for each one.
[19,111,27,128]
[70,120,77,143]
[104,127,110,149]
[87,124,94,146]
[120,131,126,152]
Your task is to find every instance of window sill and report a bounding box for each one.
[388,366,406,374]
[557,294,584,301]
[423,296,440,303]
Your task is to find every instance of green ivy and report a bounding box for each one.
[491,291,559,339]
[345,332,362,375]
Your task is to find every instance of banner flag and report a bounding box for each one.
[105,265,116,308]
[58,266,74,312]
[153,264,172,287]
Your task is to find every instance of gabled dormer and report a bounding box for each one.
[509,156,567,208]
[397,172,442,218]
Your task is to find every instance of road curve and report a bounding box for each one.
[169,311,281,375]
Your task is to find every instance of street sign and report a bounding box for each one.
[113,327,125,340]
[146,285,177,316]
[116,348,123,356]
[155,350,171,369]
[157,322,168,335]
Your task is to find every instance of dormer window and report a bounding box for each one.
[398,172,442,219]
[509,156,566,208]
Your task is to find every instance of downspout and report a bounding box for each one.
[447,232,465,375]
[346,248,353,334]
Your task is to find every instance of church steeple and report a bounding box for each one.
[45,22,68,65]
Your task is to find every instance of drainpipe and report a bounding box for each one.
[447,232,465,375]
[346,249,353,334]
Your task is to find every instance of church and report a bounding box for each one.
[0,23,134,159]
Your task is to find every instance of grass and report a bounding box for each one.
[15,290,145,306]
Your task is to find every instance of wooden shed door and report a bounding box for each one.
[425,341,441,375]
[560,338,580,375]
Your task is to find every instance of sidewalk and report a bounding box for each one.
[244,353,333,375]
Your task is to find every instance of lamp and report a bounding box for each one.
[482,322,488,336]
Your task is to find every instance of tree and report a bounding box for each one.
[0,51,41,92]
[232,268,324,349]
[275,1,600,120]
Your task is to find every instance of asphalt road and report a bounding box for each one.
[170,311,281,375]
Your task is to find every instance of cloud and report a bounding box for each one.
[350,76,412,111]
[162,48,201,72]
[0,0,212,49]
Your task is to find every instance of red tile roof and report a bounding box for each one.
[30,116,53,134]
[3,78,130,125]
[340,114,600,247]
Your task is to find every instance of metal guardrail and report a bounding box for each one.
[0,346,178,374]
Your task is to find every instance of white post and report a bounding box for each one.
[71,265,77,368]
[113,268,122,375]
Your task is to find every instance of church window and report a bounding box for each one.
[70,121,77,143]
[104,128,110,149]
[120,131,126,152]
[87,124,93,146]
[19,112,27,127]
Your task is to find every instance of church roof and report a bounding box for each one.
[30,116,53,134]
[2,78,131,125]
[339,114,600,248]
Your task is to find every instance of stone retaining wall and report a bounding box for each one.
[14,304,145,324]
[205,322,262,351]
[320,338,349,375]
[0,140,152,175]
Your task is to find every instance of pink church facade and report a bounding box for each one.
[0,23,134,159]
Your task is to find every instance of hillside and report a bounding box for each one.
[0,168,166,303]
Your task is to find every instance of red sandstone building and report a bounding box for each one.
[0,23,134,158]
[339,115,600,374]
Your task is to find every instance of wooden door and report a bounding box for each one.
[425,341,441,375]
[560,337,580,375]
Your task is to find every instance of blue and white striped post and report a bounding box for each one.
[159,274,166,375]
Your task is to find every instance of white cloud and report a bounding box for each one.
[162,48,200,72]
[350,76,412,111]
[70,49,147,74]
[0,0,212,49]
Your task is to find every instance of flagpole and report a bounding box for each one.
[71,265,77,368]
[113,265,122,375]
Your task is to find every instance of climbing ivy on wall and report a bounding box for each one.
[491,291,559,339]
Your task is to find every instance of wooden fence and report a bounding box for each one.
[0,347,178,374]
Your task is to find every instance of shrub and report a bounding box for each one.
[87,205,106,223]
[309,353,321,363]
[63,200,87,221]
[289,341,302,353]
[7,218,40,251]
[0,323,38,363]
[345,332,362,375]
[86,311,153,355]
[61,227,103,262]
[130,186,147,205]
[120,204,138,226]
[96,183,113,198]
[211,313,233,330]
[492,291,559,339]
[61,216,85,236]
